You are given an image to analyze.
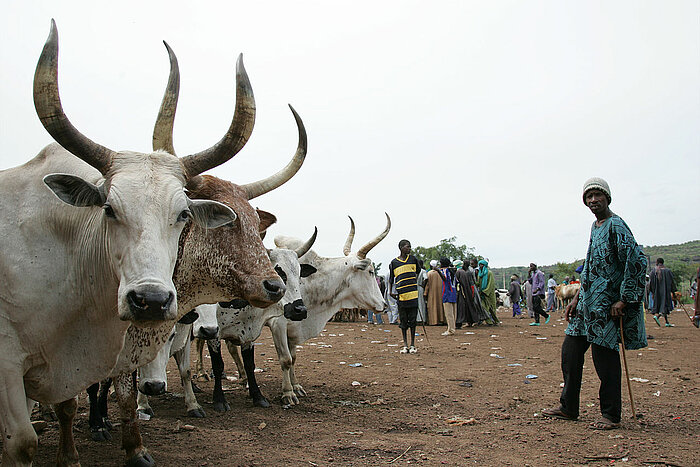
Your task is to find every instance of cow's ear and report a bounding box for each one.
[178,310,199,324]
[189,199,237,229]
[257,209,277,234]
[300,264,317,278]
[43,174,105,207]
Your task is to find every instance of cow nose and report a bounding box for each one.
[197,326,219,340]
[141,381,166,396]
[262,279,286,301]
[127,289,174,320]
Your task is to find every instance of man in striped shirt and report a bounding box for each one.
[389,239,420,354]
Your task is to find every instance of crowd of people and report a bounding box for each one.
[370,177,696,431]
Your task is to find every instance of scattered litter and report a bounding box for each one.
[384,330,392,333]
[536,337,547,340]
[507,363,522,367]
[348,363,363,367]
[370,341,382,344]
[629,377,649,383]
[672,416,681,420]
[491,347,502,350]
[387,344,399,347]
[253,368,264,373]
[339,361,346,365]
[653,391,661,397]
[345,431,363,435]
[586,403,595,407]
[489,353,504,359]
[351,381,361,386]
[258,422,267,430]
[524,380,531,384]
[225,376,238,381]
[446,416,477,426]
[460,342,471,345]
[490,334,499,338]
[560,383,565,388]
[318,344,333,348]
[173,420,195,432]
[329,334,337,337]
[458,381,473,388]
[339,334,345,336]
[138,412,151,421]
[465,331,475,335]
[526,374,538,379]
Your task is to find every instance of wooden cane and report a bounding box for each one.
[618,315,638,421]
[677,302,699,327]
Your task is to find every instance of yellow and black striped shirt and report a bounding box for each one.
[389,255,419,307]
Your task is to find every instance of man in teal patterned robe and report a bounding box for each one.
[543,177,647,430]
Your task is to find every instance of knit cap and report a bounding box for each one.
[429,259,438,268]
[582,177,611,205]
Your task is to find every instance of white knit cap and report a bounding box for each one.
[429,259,438,268]
[582,177,611,205]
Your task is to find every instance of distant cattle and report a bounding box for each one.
[555,283,581,310]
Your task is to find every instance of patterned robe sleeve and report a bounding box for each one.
[612,219,647,304]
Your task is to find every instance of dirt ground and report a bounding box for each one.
[30,307,699,466]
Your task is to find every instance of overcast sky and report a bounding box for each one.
[1,1,698,270]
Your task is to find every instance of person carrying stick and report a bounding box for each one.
[542,177,647,430]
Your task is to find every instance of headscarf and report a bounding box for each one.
[478,259,489,291]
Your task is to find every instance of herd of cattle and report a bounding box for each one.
[0,22,390,466]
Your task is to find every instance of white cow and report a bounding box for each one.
[214,229,319,408]
[136,305,219,418]
[0,22,247,466]
[270,214,390,405]
[74,42,308,466]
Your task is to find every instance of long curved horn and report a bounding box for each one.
[356,213,391,259]
[242,104,307,200]
[33,20,117,175]
[180,54,255,179]
[343,216,355,256]
[152,41,179,154]
[295,227,318,258]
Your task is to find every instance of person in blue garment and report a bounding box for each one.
[543,177,647,430]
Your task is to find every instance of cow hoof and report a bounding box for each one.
[281,393,298,406]
[126,451,154,467]
[187,407,206,418]
[293,385,307,397]
[212,401,230,413]
[137,407,155,417]
[252,396,270,408]
[91,427,112,442]
[195,373,210,383]
[191,382,202,394]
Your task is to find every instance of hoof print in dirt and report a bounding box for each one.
[126,451,155,467]
[187,407,206,418]
[91,427,112,442]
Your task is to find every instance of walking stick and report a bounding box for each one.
[419,320,432,349]
[618,315,638,421]
[677,302,699,328]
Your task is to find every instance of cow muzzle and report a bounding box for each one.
[196,325,219,340]
[126,286,175,321]
[139,380,166,396]
[284,299,307,321]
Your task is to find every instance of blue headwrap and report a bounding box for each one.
[478,259,489,291]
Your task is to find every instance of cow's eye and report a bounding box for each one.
[274,265,288,284]
[177,210,191,222]
[103,204,116,219]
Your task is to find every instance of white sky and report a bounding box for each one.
[1,1,698,270]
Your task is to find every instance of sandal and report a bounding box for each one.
[588,418,620,430]
[542,407,577,420]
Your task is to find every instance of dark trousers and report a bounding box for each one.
[532,293,549,322]
[559,335,622,423]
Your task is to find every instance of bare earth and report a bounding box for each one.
[31,308,699,466]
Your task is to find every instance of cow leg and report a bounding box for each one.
[96,378,113,430]
[173,335,205,418]
[240,343,270,408]
[135,390,153,418]
[225,340,248,386]
[207,339,230,412]
[288,345,306,397]
[0,366,38,466]
[269,320,298,405]
[54,397,80,467]
[194,338,209,382]
[87,382,111,442]
[114,372,154,467]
